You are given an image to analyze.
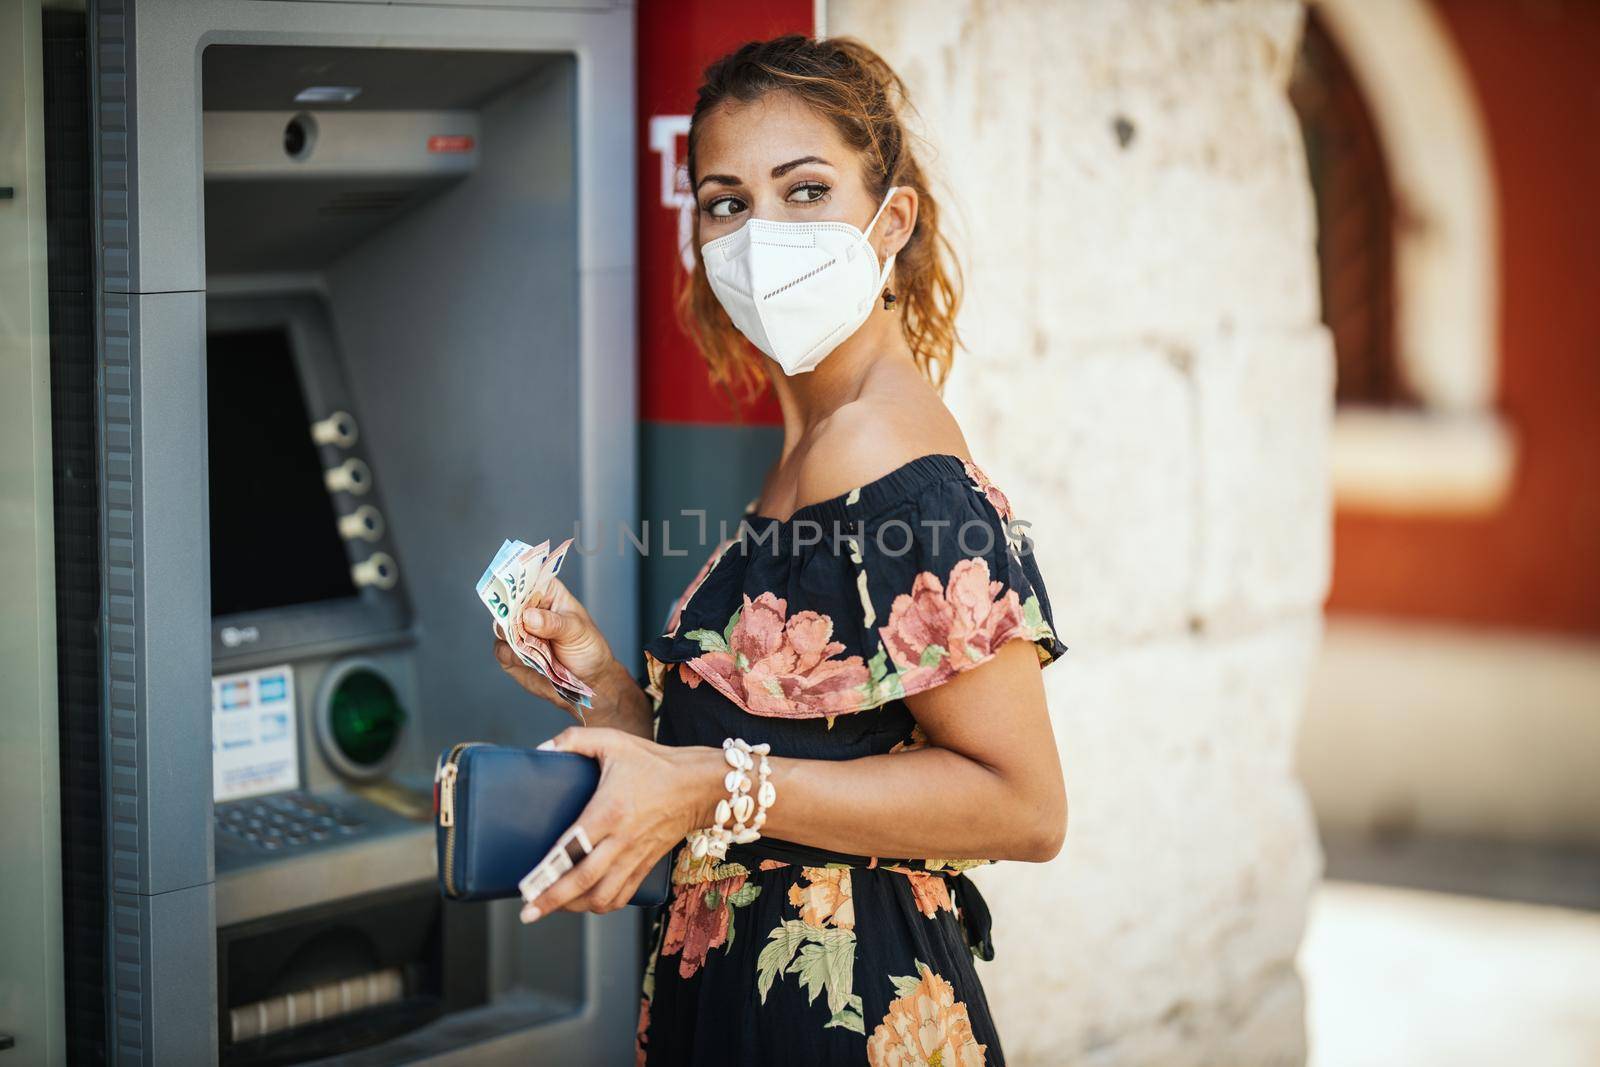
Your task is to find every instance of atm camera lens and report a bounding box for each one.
[327,669,404,768]
[283,113,317,161]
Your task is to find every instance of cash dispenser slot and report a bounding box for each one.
[217,882,486,1066]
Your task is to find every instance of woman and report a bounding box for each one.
[492,34,1068,1066]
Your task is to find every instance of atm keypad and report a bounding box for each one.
[215,791,366,851]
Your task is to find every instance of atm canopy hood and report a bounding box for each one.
[202,45,566,274]
[203,44,556,112]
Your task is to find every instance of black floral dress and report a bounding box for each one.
[635,453,1067,1066]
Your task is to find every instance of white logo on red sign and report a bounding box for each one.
[649,115,695,272]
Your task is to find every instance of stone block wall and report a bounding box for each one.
[824,1,1331,1062]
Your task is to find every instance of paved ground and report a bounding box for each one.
[1300,880,1600,1067]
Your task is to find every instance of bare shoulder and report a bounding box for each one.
[795,375,969,507]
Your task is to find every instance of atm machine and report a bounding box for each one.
[46,1,640,1063]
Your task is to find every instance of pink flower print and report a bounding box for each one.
[962,458,1014,521]
[686,592,871,718]
[662,870,748,979]
[878,558,1028,692]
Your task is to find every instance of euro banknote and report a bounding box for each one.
[477,537,594,711]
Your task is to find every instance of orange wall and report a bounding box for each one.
[1328,0,1600,637]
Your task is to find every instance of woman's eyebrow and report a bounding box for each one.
[771,155,832,177]
[695,155,833,193]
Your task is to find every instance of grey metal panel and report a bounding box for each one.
[215,824,434,927]
[200,45,553,111]
[579,266,640,670]
[202,110,481,177]
[639,420,783,671]
[96,289,219,1060]
[124,0,205,292]
[570,10,636,273]
[148,884,220,1063]
[100,289,213,898]
[134,290,214,893]
[95,7,217,1062]
[102,292,139,902]
[110,883,218,1065]
[96,0,137,294]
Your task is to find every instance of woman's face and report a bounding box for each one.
[693,91,901,257]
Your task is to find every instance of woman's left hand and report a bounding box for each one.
[520,726,718,922]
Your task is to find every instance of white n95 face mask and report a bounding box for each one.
[700,186,900,376]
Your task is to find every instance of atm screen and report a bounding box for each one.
[208,328,357,617]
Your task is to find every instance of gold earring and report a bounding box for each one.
[882,288,898,311]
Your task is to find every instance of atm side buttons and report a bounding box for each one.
[310,410,359,448]
[324,457,372,495]
[338,504,385,542]
[351,552,398,590]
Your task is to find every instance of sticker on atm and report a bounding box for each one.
[259,711,290,743]
[219,679,252,710]
[427,134,475,153]
[212,664,299,802]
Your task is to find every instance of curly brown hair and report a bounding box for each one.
[678,34,963,411]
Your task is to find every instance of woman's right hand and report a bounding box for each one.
[492,576,653,735]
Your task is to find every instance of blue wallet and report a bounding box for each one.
[434,742,671,907]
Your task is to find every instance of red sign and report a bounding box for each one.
[427,134,476,153]
[637,0,813,425]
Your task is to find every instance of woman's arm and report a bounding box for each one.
[519,635,1066,921]
[755,636,1066,861]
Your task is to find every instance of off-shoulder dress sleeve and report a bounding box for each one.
[642,453,1065,720]
[849,458,1066,707]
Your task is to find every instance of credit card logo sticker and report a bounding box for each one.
[259,712,290,743]
[212,664,298,802]
[217,714,254,750]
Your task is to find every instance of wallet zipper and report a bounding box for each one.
[434,741,489,897]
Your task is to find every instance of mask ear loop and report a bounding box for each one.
[862,185,900,244]
[864,186,901,308]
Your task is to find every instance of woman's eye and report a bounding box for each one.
[788,182,829,204]
[705,197,746,219]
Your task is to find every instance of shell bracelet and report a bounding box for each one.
[686,737,775,862]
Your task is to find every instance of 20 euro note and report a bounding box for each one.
[477,537,595,710]
[479,537,592,709]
